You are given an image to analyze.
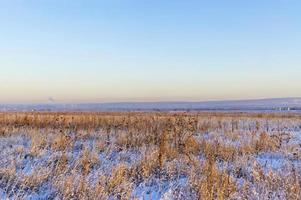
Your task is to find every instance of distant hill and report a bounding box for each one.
[1,98,301,112]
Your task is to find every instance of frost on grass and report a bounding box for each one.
[0,112,301,199]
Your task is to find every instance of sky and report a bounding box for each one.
[0,0,301,103]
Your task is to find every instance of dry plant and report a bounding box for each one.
[0,111,301,199]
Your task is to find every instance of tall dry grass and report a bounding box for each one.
[0,111,301,199]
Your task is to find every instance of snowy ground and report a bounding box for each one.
[0,113,301,199]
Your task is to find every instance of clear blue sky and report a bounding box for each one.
[1,0,301,103]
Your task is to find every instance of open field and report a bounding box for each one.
[1,112,301,199]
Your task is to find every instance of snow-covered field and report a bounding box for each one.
[0,112,301,199]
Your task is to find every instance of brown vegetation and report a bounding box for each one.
[0,112,301,199]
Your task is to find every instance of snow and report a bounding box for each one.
[133,177,189,200]
[1,116,301,199]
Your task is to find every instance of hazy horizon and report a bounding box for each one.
[1,1,301,104]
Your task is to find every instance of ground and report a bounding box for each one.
[0,112,301,199]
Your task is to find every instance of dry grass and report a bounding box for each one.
[0,112,301,199]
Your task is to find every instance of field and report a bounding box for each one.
[0,112,301,199]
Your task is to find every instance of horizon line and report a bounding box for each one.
[1,97,301,105]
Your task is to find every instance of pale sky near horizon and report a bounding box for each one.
[1,1,301,103]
